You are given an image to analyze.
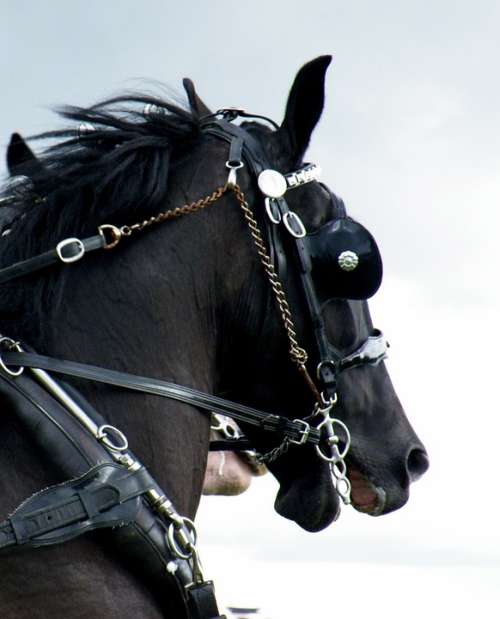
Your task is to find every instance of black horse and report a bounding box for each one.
[0,56,428,618]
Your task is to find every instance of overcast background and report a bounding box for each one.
[1,1,499,617]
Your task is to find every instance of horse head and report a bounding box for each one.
[1,57,428,537]
[186,56,429,531]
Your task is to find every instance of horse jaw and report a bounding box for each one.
[272,461,341,532]
[202,447,267,497]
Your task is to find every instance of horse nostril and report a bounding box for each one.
[406,447,429,482]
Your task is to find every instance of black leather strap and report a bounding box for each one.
[208,438,253,452]
[186,582,226,619]
[3,351,322,446]
[203,121,270,177]
[0,234,105,284]
[0,463,153,551]
[0,367,222,618]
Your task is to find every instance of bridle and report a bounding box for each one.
[0,109,388,618]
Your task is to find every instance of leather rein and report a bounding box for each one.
[0,111,388,618]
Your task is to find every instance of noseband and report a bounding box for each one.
[0,110,388,618]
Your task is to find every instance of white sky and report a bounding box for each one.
[2,1,499,616]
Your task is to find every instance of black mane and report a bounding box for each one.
[1,94,203,258]
[0,93,204,345]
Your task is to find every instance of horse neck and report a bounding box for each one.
[39,202,226,516]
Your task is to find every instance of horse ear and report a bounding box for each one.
[7,133,43,176]
[278,55,332,161]
[182,78,212,118]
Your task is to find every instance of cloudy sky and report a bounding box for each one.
[2,1,499,617]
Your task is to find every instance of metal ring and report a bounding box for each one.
[334,476,352,503]
[56,238,85,264]
[167,517,197,560]
[316,359,337,381]
[265,197,281,224]
[283,211,306,238]
[210,413,241,439]
[315,418,351,462]
[0,337,24,376]
[97,424,129,452]
[225,160,244,170]
[98,224,122,250]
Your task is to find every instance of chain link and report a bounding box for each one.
[114,183,314,386]
[256,437,291,464]
[119,185,228,237]
[230,184,309,368]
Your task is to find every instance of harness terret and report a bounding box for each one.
[0,109,388,618]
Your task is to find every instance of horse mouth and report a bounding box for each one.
[203,446,267,496]
[347,466,386,516]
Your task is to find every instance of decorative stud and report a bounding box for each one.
[144,103,166,117]
[166,561,178,574]
[77,122,96,139]
[338,250,359,271]
[257,169,288,198]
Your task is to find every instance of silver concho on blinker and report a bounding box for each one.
[257,169,288,198]
[338,250,359,272]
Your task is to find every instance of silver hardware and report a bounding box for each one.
[315,417,350,463]
[215,108,245,121]
[316,359,337,382]
[286,163,322,189]
[77,122,96,138]
[26,366,142,466]
[288,419,311,445]
[338,250,359,271]
[97,424,129,452]
[341,331,389,369]
[118,455,141,470]
[166,561,178,574]
[56,238,85,263]
[30,366,100,436]
[167,516,198,560]
[313,397,352,505]
[265,197,281,224]
[283,211,306,238]
[0,337,24,376]
[190,544,205,584]
[211,413,242,440]
[143,103,166,117]
[257,169,288,198]
[226,160,244,187]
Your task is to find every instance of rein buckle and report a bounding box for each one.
[289,419,311,446]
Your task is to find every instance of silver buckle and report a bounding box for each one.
[283,211,306,238]
[56,238,85,263]
[0,336,24,377]
[289,419,311,445]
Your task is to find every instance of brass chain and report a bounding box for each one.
[119,185,228,237]
[230,184,308,367]
[113,182,319,398]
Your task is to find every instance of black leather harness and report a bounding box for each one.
[0,111,388,618]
